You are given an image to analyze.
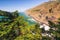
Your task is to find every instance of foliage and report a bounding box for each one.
[0,10,13,18]
[0,10,42,40]
[48,20,60,40]
[14,22,42,40]
[12,10,19,18]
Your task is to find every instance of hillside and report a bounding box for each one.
[26,1,60,25]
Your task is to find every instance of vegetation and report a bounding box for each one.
[0,10,42,40]
[0,10,60,40]
[47,20,60,40]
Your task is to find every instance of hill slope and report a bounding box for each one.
[26,1,60,24]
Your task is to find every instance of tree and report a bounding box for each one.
[0,10,42,40]
[12,10,19,18]
[14,23,42,40]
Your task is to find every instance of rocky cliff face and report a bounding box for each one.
[25,1,60,24]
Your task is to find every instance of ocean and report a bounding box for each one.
[19,12,36,25]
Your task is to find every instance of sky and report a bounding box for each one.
[0,0,48,12]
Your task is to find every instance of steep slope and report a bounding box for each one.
[25,1,60,24]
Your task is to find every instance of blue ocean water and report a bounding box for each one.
[19,12,30,19]
[0,16,5,18]
[19,12,36,25]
